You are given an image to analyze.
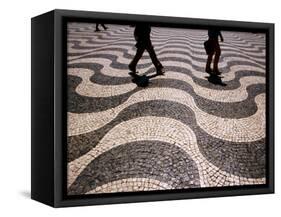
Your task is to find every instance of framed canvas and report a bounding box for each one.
[31,9,274,207]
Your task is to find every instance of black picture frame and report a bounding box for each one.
[31,9,274,207]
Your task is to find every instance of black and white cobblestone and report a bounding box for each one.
[67,23,266,195]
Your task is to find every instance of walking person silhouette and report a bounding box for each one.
[204,28,224,75]
[129,24,165,75]
[95,23,108,31]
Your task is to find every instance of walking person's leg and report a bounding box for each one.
[146,42,164,74]
[205,54,213,73]
[101,24,108,30]
[129,46,146,73]
[213,42,221,74]
[95,24,100,31]
[205,38,215,74]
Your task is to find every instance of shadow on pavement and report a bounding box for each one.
[206,74,227,86]
[129,72,163,87]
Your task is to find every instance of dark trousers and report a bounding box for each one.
[130,40,162,69]
[206,39,221,71]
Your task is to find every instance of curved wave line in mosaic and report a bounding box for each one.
[221,41,265,50]
[67,35,266,61]
[68,32,207,42]
[68,43,266,65]
[68,68,136,97]
[69,61,265,93]
[154,33,266,48]
[68,36,265,55]
[68,33,265,54]
[67,31,129,38]
[86,178,173,194]
[68,24,131,32]
[66,24,267,193]
[220,43,265,55]
[151,29,265,42]
[68,25,132,35]
[67,87,265,142]
[69,67,265,103]
[68,39,266,58]
[68,25,133,35]
[68,140,201,195]
[67,30,264,58]
[69,27,208,41]
[85,50,266,72]
[69,37,265,62]
[68,72,264,119]
[217,33,265,47]
[67,30,133,39]
[68,76,265,131]
[213,32,265,43]
[68,48,265,70]
[68,58,265,82]
[68,44,265,62]
[67,29,265,53]
[220,35,265,44]
[67,100,265,179]
[68,116,265,189]
[68,33,265,52]
[68,37,134,45]
[69,24,265,46]
[149,31,265,50]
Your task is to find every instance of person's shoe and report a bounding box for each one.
[104,27,108,30]
[95,29,100,32]
[128,63,137,73]
[156,65,165,75]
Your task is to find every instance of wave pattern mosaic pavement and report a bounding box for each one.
[66,23,266,195]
